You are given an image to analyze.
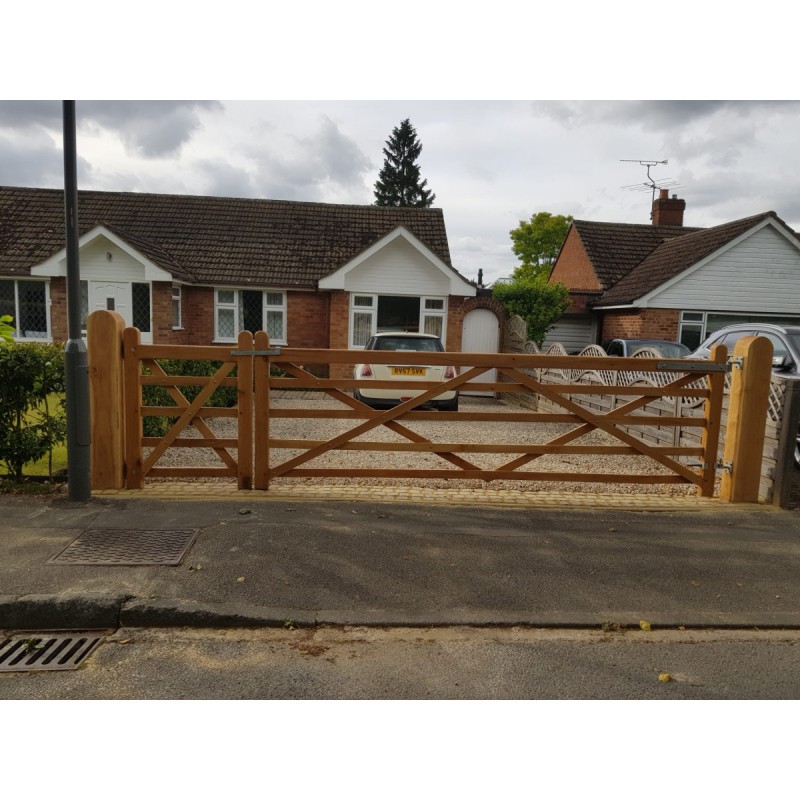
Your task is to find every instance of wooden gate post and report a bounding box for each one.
[236,330,254,490]
[87,310,126,489]
[123,326,144,489]
[720,336,773,503]
[253,331,271,490]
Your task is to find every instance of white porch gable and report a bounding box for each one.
[318,226,475,297]
[31,225,173,282]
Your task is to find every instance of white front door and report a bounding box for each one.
[460,308,500,396]
[91,281,152,343]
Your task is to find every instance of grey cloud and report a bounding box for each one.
[195,158,256,198]
[532,100,800,132]
[301,115,372,187]
[0,100,61,129]
[0,130,91,187]
[79,101,223,157]
[0,100,223,158]
[246,114,372,201]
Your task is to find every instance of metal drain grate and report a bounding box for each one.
[0,633,106,672]
[48,528,200,565]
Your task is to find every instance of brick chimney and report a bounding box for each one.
[652,188,685,226]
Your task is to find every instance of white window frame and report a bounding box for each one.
[348,293,448,349]
[679,309,800,347]
[349,294,377,349]
[214,288,287,344]
[172,285,182,330]
[0,279,51,341]
[421,296,447,346]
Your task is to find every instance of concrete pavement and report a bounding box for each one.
[2,488,799,632]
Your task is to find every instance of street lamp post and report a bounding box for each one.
[62,100,91,501]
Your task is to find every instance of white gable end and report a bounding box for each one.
[318,226,475,297]
[31,226,173,282]
[343,236,450,294]
[642,223,800,313]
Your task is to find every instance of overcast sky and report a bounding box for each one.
[3,4,799,290]
[4,99,799,286]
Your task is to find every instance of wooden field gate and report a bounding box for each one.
[86,310,774,502]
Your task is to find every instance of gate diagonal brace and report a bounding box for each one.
[499,370,706,474]
[269,365,487,478]
[499,366,702,485]
[141,359,237,470]
[142,360,236,474]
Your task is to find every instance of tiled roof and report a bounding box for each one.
[572,219,701,292]
[0,186,454,287]
[595,212,779,306]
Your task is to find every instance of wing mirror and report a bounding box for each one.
[772,355,792,371]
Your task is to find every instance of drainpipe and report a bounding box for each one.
[62,100,91,501]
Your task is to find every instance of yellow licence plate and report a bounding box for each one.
[391,367,426,376]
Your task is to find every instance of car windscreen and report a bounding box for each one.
[652,342,690,358]
[373,337,443,352]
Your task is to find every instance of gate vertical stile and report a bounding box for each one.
[236,330,254,490]
[698,343,728,497]
[253,330,271,490]
[123,326,144,489]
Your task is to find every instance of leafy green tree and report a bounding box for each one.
[510,212,573,281]
[492,277,570,347]
[374,119,436,207]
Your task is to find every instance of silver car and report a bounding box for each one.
[691,322,800,468]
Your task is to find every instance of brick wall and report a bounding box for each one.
[49,277,67,341]
[599,307,681,341]
[327,290,350,379]
[446,294,505,351]
[288,292,329,348]
[549,228,602,289]
[152,282,189,344]
[184,286,215,344]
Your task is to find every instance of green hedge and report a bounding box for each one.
[0,342,67,480]
[142,360,238,437]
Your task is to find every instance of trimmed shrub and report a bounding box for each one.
[0,342,67,480]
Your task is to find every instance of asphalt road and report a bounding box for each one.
[2,626,799,700]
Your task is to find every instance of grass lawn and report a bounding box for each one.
[2,393,68,480]
[26,442,67,477]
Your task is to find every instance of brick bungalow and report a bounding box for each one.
[546,190,800,351]
[0,186,514,376]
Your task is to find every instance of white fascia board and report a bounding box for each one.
[593,304,635,311]
[30,225,173,281]
[318,226,476,297]
[636,217,784,307]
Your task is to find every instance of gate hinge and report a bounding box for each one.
[727,356,744,370]
[716,460,733,474]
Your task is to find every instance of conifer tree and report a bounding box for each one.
[373,119,436,207]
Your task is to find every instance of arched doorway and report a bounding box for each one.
[460,307,500,396]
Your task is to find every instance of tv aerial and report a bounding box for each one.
[620,159,682,214]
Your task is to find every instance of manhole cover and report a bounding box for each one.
[48,528,200,565]
[0,633,106,672]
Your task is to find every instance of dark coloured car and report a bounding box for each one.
[602,338,691,358]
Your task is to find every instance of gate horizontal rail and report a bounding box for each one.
[88,311,755,498]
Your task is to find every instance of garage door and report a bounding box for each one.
[542,314,595,354]
[460,308,500,396]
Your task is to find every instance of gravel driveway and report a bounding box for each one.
[156,392,697,496]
